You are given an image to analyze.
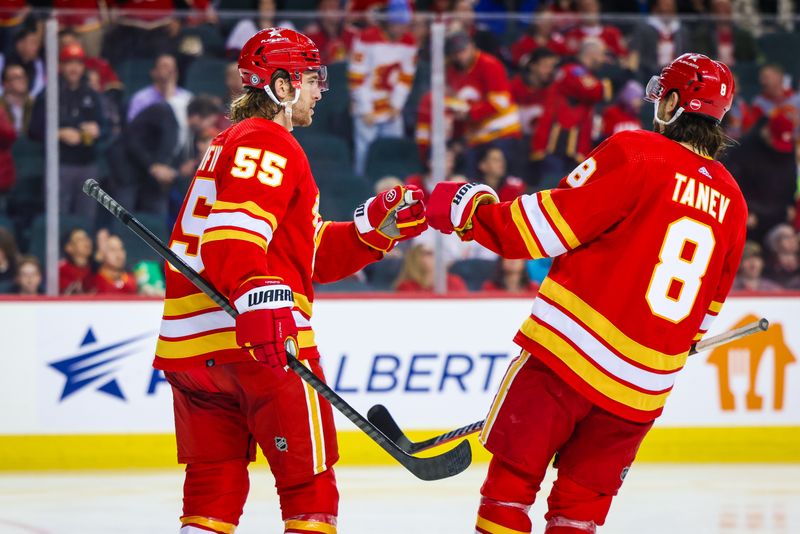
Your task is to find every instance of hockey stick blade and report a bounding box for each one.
[83,178,472,481]
[369,318,769,454]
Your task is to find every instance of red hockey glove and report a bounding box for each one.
[427,182,499,240]
[232,279,298,369]
[354,185,428,252]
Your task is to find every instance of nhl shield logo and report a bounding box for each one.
[275,436,288,452]
[250,74,260,86]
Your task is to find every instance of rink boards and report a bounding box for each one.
[0,294,798,469]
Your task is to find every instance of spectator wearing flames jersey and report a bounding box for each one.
[445,31,522,180]
[531,37,611,189]
[348,0,417,176]
[600,80,644,141]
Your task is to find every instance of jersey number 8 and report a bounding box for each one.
[646,217,716,323]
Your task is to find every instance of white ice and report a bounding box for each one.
[0,464,798,533]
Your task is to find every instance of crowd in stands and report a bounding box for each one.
[0,0,799,295]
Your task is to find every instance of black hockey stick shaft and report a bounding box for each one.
[370,318,770,454]
[83,179,471,481]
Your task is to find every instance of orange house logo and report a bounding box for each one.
[707,314,796,411]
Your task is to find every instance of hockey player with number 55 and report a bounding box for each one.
[153,28,427,534]
[427,54,747,533]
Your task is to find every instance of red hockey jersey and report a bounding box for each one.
[472,130,747,423]
[531,62,611,161]
[154,118,382,371]
[446,51,522,146]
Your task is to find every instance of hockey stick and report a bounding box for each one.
[368,318,770,455]
[82,179,471,481]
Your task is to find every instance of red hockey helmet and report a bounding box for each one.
[645,53,734,123]
[238,27,328,92]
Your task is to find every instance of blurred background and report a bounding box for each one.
[0,0,798,297]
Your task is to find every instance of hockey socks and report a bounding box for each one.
[180,516,237,533]
[476,498,532,534]
[284,514,337,533]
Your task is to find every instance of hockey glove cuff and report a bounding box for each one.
[427,182,499,240]
[232,279,298,369]
[354,185,428,252]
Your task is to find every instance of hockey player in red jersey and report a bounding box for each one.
[427,53,747,533]
[155,28,427,534]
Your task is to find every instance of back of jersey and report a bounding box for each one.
[508,130,747,422]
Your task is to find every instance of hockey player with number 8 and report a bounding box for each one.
[153,28,427,534]
[427,54,747,533]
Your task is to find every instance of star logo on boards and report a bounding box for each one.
[48,327,152,402]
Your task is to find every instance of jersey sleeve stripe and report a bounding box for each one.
[202,228,268,251]
[530,299,678,391]
[708,300,724,313]
[163,292,219,318]
[520,194,567,257]
[294,292,313,317]
[698,312,717,333]
[314,220,331,252]
[211,200,278,230]
[509,198,545,258]
[206,211,274,244]
[538,278,688,371]
[478,351,530,445]
[693,332,704,342]
[520,318,672,411]
[539,190,581,250]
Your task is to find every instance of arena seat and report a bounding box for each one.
[186,57,230,98]
[364,137,423,183]
[448,258,496,291]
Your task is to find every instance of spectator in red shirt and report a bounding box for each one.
[304,0,358,63]
[476,147,526,202]
[445,31,522,179]
[88,234,137,295]
[482,258,539,293]
[0,103,16,195]
[394,243,467,292]
[54,0,104,57]
[530,37,610,189]
[600,79,644,140]
[560,0,628,59]
[511,47,558,140]
[59,227,94,295]
[14,254,42,295]
[510,11,569,69]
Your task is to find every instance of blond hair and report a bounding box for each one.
[393,244,433,290]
